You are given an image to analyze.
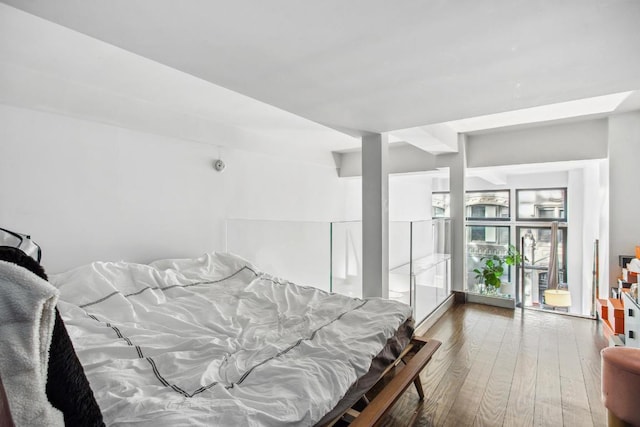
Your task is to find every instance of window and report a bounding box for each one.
[516,188,567,221]
[468,225,510,244]
[466,226,510,245]
[470,226,486,242]
[466,225,511,288]
[432,192,450,218]
[471,206,485,218]
[465,190,510,220]
[436,183,573,311]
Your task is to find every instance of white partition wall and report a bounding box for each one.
[226,219,331,291]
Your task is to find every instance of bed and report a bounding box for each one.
[1,249,440,426]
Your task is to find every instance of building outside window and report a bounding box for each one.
[432,192,450,218]
[465,190,510,220]
[516,188,567,221]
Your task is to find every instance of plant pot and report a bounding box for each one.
[466,285,516,309]
[500,282,515,298]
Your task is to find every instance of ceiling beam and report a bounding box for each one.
[390,124,458,154]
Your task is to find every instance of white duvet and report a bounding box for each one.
[50,252,411,426]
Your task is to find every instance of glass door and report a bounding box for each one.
[516,226,568,309]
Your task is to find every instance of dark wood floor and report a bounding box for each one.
[382,303,608,427]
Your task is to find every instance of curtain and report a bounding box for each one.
[547,221,559,290]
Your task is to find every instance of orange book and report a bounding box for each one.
[636,245,640,259]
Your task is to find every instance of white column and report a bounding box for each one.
[362,133,389,298]
[436,134,467,292]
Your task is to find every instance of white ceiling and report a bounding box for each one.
[0,3,361,165]
[3,0,640,138]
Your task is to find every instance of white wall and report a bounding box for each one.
[466,171,568,191]
[0,104,367,278]
[567,169,585,314]
[226,219,331,290]
[223,149,349,222]
[599,159,610,299]
[0,105,225,273]
[0,2,365,279]
[389,174,433,221]
[608,111,640,285]
[467,119,608,168]
[389,174,434,271]
[222,149,352,289]
[579,162,605,308]
[0,100,439,286]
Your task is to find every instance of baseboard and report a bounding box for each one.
[452,290,466,304]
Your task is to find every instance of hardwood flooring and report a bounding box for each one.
[381,303,608,427]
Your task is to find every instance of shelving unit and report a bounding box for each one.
[623,291,640,348]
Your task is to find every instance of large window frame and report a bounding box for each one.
[457,186,569,303]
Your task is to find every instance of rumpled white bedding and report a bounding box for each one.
[50,252,411,426]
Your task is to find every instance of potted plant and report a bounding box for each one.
[473,244,524,297]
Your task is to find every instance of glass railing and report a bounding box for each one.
[329,221,362,297]
[226,218,452,323]
[387,219,452,323]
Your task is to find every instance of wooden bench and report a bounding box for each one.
[331,336,441,426]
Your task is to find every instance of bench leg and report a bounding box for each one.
[403,355,425,400]
[413,375,424,400]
